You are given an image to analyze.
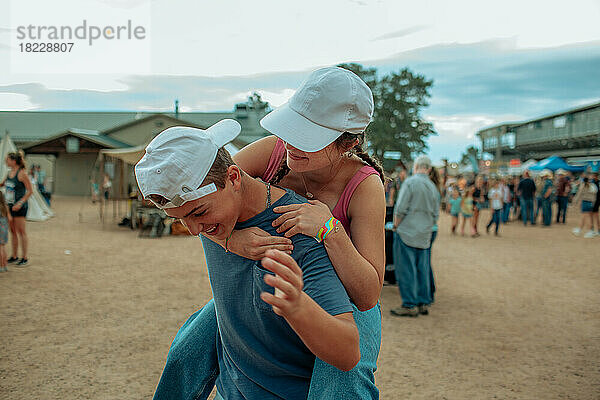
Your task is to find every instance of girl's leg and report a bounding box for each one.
[308,304,381,400]
[585,213,593,231]
[0,245,6,268]
[15,217,27,259]
[9,217,18,258]
[460,217,465,235]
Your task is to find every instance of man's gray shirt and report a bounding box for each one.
[393,173,440,249]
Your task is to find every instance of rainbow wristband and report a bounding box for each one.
[315,217,340,243]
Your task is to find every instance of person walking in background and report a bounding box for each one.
[534,175,544,224]
[555,169,571,224]
[511,176,520,220]
[591,171,600,235]
[448,188,461,234]
[1,152,33,266]
[486,179,503,236]
[517,171,536,226]
[392,155,440,317]
[501,178,512,223]
[102,173,112,200]
[572,174,598,238]
[472,176,484,236]
[460,186,475,237]
[426,166,442,310]
[540,170,555,226]
[0,192,11,272]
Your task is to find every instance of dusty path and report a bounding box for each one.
[1,197,598,399]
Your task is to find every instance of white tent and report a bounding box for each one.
[0,134,54,222]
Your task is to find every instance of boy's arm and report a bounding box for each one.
[260,249,360,371]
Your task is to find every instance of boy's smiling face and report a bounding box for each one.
[163,166,243,240]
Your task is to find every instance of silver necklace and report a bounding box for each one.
[300,159,344,200]
[266,182,271,208]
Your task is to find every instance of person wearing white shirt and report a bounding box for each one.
[486,179,503,236]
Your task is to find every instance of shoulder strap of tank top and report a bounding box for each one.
[332,165,379,221]
[261,138,286,182]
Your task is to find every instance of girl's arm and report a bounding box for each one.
[327,175,385,310]
[13,170,33,210]
[233,135,279,178]
[272,175,385,311]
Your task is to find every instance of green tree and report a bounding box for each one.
[460,145,481,166]
[338,63,436,162]
[246,92,270,111]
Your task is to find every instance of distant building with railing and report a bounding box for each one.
[477,101,600,162]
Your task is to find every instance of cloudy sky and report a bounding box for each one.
[1,0,599,163]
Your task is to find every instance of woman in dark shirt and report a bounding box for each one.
[472,176,484,237]
[1,152,33,266]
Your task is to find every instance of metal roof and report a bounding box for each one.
[21,128,131,150]
[0,110,269,143]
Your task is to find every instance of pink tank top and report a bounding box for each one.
[261,138,379,236]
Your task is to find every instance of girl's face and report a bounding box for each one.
[284,141,345,173]
[452,190,459,199]
[6,157,15,168]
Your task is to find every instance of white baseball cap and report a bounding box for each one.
[260,66,374,152]
[134,119,241,209]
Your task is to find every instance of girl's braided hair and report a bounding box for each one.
[269,132,386,185]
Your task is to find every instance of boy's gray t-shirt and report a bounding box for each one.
[200,189,353,400]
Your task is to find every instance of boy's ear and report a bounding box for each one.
[226,165,243,190]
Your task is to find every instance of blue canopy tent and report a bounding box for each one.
[528,156,585,172]
[584,161,600,172]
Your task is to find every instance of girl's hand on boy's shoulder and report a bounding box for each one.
[229,227,293,260]
[260,249,307,318]
[272,200,333,238]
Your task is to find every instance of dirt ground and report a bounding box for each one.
[1,197,599,400]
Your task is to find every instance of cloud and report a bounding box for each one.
[371,25,429,41]
[370,38,600,118]
[0,74,304,111]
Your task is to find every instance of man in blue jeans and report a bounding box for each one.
[517,171,536,226]
[391,155,440,317]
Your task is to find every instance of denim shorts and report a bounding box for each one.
[451,212,459,217]
[461,213,472,218]
[582,200,594,213]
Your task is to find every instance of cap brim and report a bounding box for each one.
[260,103,343,152]
[207,119,241,147]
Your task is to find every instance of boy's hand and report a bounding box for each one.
[260,249,306,318]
